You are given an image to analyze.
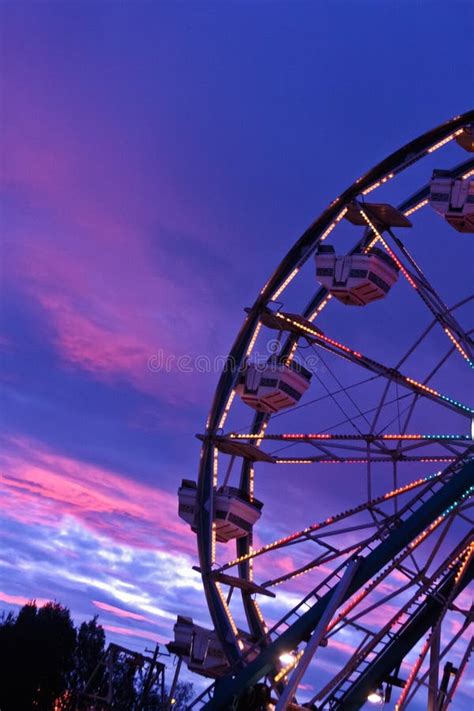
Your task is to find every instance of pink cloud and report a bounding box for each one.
[92,600,150,623]
[253,550,336,596]
[354,601,400,626]
[0,591,49,608]
[0,436,194,555]
[5,227,223,404]
[325,637,357,657]
[102,624,163,644]
[1,43,235,403]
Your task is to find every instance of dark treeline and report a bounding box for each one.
[0,601,193,711]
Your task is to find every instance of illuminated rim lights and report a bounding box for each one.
[427,128,464,153]
[279,651,296,666]
[274,650,304,683]
[220,471,443,571]
[359,206,418,289]
[228,432,471,441]
[404,198,429,217]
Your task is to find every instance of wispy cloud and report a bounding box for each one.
[0,591,49,608]
[92,600,151,623]
[1,38,236,404]
[0,436,193,554]
[102,624,163,644]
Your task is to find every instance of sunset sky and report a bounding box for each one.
[1,1,473,707]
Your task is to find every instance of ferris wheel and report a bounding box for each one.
[168,111,474,710]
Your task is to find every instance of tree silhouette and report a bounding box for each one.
[0,602,76,711]
[67,616,107,709]
[0,601,193,710]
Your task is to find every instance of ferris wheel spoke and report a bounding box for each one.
[367,311,470,435]
[306,367,365,436]
[265,309,473,418]
[223,432,471,467]
[205,432,470,466]
[304,440,347,460]
[355,198,473,362]
[216,469,446,574]
[394,331,474,442]
[253,372,381,426]
[262,543,365,589]
[385,225,474,365]
[330,575,415,634]
[311,345,373,432]
[457,501,474,526]
[228,432,471,445]
[355,203,474,368]
[274,455,458,464]
[268,444,457,461]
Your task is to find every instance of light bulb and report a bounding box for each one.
[278,652,295,666]
[367,688,383,704]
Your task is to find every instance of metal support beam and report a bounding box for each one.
[168,656,183,711]
[275,558,360,711]
[203,460,474,710]
[332,560,473,710]
[428,625,441,711]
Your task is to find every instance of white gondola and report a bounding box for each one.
[315,245,399,306]
[178,480,263,542]
[167,616,258,678]
[429,170,474,232]
[235,357,312,413]
[167,616,230,678]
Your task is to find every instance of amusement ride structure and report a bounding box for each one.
[167,111,474,709]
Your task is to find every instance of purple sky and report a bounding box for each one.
[1,1,473,707]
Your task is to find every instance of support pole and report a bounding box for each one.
[275,558,360,711]
[168,656,183,710]
[439,637,474,711]
[428,625,441,711]
[136,644,159,711]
